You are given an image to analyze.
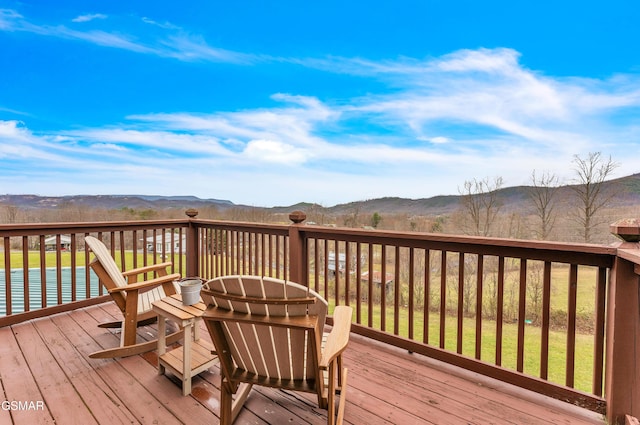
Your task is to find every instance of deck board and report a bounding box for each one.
[0,303,605,425]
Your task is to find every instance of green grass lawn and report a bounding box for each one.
[342,301,597,394]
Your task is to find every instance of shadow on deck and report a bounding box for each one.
[0,302,604,424]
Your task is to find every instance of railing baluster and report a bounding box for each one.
[457,252,464,354]
[151,229,157,267]
[409,247,415,340]
[241,232,247,275]
[541,261,552,379]
[313,238,319,294]
[180,227,186,275]
[71,234,77,302]
[368,243,374,328]
[334,240,340,307]
[424,249,430,345]
[132,230,138,270]
[95,232,103,296]
[4,237,12,315]
[496,256,504,366]
[118,231,124,271]
[440,250,447,350]
[517,258,527,373]
[142,229,148,272]
[22,236,29,311]
[39,235,46,308]
[345,242,351,307]
[394,246,400,335]
[323,239,329,300]
[283,236,289,281]
[83,233,93,298]
[593,266,606,396]
[566,264,578,388]
[274,233,279,277]
[84,233,91,299]
[381,245,387,331]
[267,233,272,277]
[476,254,484,360]
[356,242,362,323]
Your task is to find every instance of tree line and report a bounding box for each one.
[0,151,624,245]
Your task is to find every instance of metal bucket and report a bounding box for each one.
[179,278,203,306]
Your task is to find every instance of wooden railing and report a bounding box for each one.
[0,220,190,325]
[1,211,639,424]
[196,213,614,412]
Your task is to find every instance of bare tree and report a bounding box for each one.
[2,204,19,223]
[343,205,361,228]
[458,176,504,236]
[529,170,560,240]
[570,152,619,242]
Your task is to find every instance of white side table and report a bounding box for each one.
[152,294,217,396]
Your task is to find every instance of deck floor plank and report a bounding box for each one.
[343,335,601,425]
[12,320,100,425]
[1,303,606,425]
[0,326,55,425]
[43,312,140,425]
[68,307,185,425]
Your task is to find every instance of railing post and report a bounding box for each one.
[288,211,307,286]
[185,209,200,278]
[607,220,640,424]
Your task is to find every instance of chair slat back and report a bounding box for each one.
[203,275,328,383]
[85,236,168,314]
[85,236,127,289]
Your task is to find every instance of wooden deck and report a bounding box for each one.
[0,302,605,425]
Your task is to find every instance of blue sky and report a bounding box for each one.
[1,1,639,207]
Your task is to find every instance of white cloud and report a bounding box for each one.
[72,14,107,23]
[0,8,22,30]
[141,17,181,30]
[159,34,259,64]
[426,136,451,144]
[0,9,255,64]
[243,139,309,164]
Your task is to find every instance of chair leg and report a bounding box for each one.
[231,383,253,423]
[336,354,343,393]
[328,362,336,425]
[220,380,233,425]
[98,317,157,329]
[336,368,348,425]
[327,361,348,425]
[89,329,183,359]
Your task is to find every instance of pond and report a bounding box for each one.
[0,267,101,316]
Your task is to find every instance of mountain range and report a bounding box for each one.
[2,173,640,217]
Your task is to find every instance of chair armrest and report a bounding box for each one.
[109,272,181,294]
[121,262,173,277]
[319,306,353,369]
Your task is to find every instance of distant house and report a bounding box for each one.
[143,233,187,253]
[328,252,346,274]
[360,270,394,291]
[44,235,72,251]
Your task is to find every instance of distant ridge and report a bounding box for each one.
[0,194,236,211]
[2,173,640,216]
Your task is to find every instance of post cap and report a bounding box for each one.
[610,218,640,242]
[289,211,307,224]
[185,208,199,218]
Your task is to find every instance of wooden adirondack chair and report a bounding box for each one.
[201,275,352,425]
[85,236,183,358]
